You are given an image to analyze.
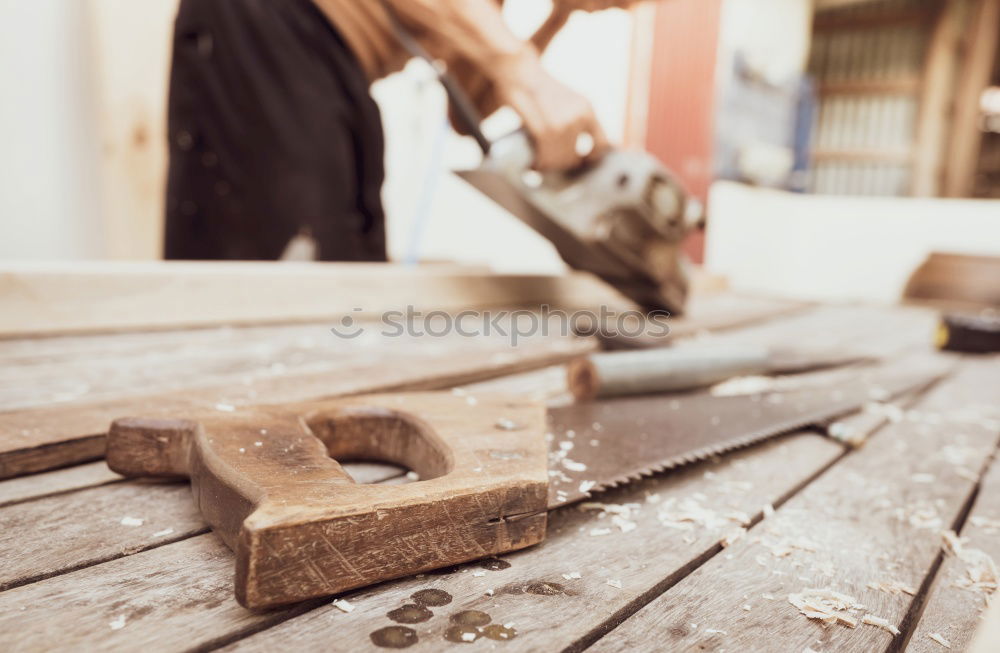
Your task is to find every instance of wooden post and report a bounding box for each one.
[911,0,965,196]
[944,0,1000,197]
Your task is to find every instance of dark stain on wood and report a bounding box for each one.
[386,604,432,624]
[370,625,418,648]
[411,588,452,607]
[450,610,491,627]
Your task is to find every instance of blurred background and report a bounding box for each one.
[2,0,999,304]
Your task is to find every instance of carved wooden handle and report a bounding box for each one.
[106,393,549,610]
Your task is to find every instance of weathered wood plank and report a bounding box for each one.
[0,332,594,479]
[0,293,825,480]
[907,444,1000,652]
[590,358,1000,653]
[0,430,846,652]
[0,461,122,508]
[0,462,404,591]
[0,262,626,337]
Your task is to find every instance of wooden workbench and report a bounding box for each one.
[1,271,997,652]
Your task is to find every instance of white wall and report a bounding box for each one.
[0,0,105,259]
[706,181,1000,303]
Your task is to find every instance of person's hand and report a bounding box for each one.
[496,51,609,171]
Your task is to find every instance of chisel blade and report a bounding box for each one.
[544,355,949,507]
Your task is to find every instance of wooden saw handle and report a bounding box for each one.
[106,393,549,610]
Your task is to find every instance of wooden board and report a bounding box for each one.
[589,358,1000,652]
[0,461,122,508]
[0,327,593,479]
[908,447,1000,652]
[0,262,628,337]
[0,461,403,594]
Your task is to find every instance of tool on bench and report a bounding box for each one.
[106,356,946,609]
[380,0,698,315]
[936,312,1000,353]
[567,344,873,401]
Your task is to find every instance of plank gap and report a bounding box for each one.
[571,433,853,653]
[891,432,1000,652]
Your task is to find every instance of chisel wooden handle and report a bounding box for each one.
[106,393,548,610]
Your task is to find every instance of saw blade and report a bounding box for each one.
[543,355,949,508]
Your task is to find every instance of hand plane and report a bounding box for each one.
[457,132,701,315]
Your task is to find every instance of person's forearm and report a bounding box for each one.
[387,0,540,89]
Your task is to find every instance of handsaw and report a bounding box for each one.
[104,355,947,609]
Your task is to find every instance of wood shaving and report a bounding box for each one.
[472,571,486,577]
[710,375,776,396]
[332,599,354,613]
[152,528,175,538]
[606,579,622,589]
[788,588,863,628]
[655,496,743,532]
[109,615,126,630]
[562,571,582,580]
[589,528,612,537]
[866,579,915,596]
[942,530,998,594]
[722,527,746,548]
[927,632,951,648]
[970,516,1000,533]
[119,517,144,527]
[861,613,900,635]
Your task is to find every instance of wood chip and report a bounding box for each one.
[606,579,622,589]
[788,588,863,628]
[861,613,900,636]
[332,599,354,613]
[927,632,951,648]
[866,579,916,596]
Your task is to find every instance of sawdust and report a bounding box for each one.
[942,530,998,594]
[722,527,746,548]
[787,588,864,628]
[580,502,640,533]
[970,516,1000,534]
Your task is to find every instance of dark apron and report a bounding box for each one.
[164,0,387,261]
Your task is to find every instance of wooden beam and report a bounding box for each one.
[912,0,967,196]
[944,0,1000,197]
